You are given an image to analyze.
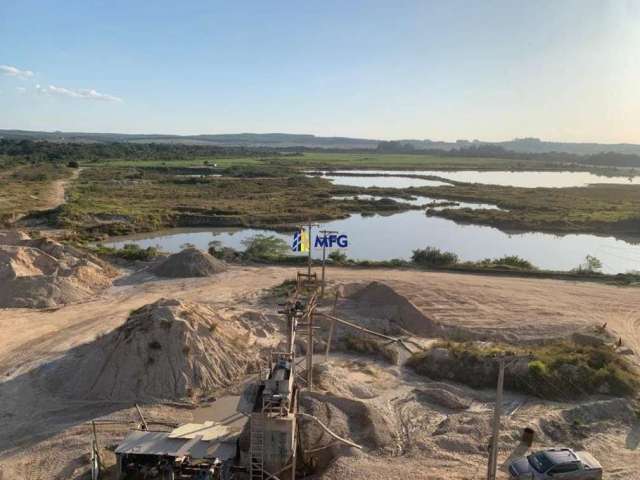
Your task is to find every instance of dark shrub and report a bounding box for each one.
[412,246,458,266]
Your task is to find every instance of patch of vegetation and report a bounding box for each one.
[573,255,603,274]
[7,141,640,244]
[241,234,291,260]
[222,164,300,178]
[328,250,348,264]
[265,279,298,298]
[418,182,640,236]
[58,167,355,236]
[92,243,160,261]
[407,340,640,399]
[412,246,459,266]
[343,335,399,364]
[475,255,536,270]
[0,164,71,222]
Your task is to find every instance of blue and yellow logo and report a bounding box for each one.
[291,229,310,252]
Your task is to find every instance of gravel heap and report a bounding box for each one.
[152,248,227,278]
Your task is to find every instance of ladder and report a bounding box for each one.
[249,414,265,480]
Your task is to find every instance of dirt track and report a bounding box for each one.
[0,266,639,479]
[41,167,81,211]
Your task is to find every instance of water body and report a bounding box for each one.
[321,175,450,188]
[316,170,640,188]
[331,195,502,210]
[105,211,640,274]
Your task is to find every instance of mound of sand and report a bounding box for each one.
[152,248,226,278]
[298,391,395,464]
[0,235,114,308]
[349,282,443,337]
[40,298,252,401]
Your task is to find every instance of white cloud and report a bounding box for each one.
[36,84,122,102]
[1,65,34,78]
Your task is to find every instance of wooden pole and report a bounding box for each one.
[135,403,148,431]
[487,358,505,480]
[287,310,295,355]
[91,420,102,479]
[320,244,327,298]
[318,230,337,299]
[307,220,312,278]
[306,310,314,390]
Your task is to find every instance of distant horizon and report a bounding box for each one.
[3,127,640,147]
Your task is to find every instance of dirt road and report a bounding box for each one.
[39,167,81,211]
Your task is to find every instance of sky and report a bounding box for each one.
[1,0,639,143]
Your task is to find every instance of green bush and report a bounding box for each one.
[528,360,549,377]
[343,335,398,364]
[241,234,290,260]
[574,254,603,274]
[328,250,348,264]
[412,246,458,266]
[408,340,639,400]
[94,243,159,261]
[481,255,536,270]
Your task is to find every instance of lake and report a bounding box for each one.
[313,170,640,188]
[321,175,450,188]
[331,194,502,210]
[104,210,640,274]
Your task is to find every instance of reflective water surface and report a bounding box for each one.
[314,170,640,188]
[105,211,640,274]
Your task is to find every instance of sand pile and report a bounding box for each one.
[152,247,226,278]
[299,391,394,457]
[348,282,443,337]
[40,298,252,401]
[0,234,114,308]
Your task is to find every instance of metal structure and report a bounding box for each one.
[111,260,368,480]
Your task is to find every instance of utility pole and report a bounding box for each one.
[299,220,318,278]
[318,229,337,298]
[487,357,506,480]
[307,309,314,390]
[306,220,313,277]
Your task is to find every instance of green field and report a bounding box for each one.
[85,151,596,172]
[4,149,640,240]
[0,164,72,222]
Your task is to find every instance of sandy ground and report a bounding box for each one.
[42,168,81,211]
[0,266,639,479]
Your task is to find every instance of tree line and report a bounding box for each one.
[2,137,640,168]
[0,139,279,164]
[375,140,640,167]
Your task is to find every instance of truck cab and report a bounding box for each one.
[508,448,602,480]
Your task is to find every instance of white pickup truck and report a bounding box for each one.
[508,448,602,480]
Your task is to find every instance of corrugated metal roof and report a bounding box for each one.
[169,421,234,441]
[116,393,250,460]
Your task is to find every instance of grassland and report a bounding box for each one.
[85,151,617,172]
[5,151,640,241]
[411,183,640,236]
[57,167,403,236]
[0,163,72,222]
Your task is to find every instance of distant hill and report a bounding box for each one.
[2,129,639,155]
